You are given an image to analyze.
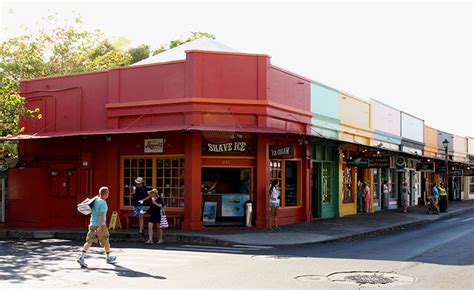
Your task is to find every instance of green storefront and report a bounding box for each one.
[311,143,339,218]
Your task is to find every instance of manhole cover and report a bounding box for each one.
[328,271,415,287]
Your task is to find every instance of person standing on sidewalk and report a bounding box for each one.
[432,182,439,207]
[362,182,371,213]
[77,186,116,268]
[439,182,448,212]
[382,180,389,210]
[268,179,280,230]
[400,182,410,213]
[146,189,165,244]
[132,177,151,235]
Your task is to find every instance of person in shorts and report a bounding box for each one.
[77,186,116,267]
[268,179,280,230]
[132,177,151,234]
[145,189,165,244]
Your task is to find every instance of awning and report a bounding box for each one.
[2,124,300,141]
[2,124,192,140]
[184,125,294,135]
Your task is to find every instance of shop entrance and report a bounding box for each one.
[0,178,6,223]
[201,166,252,226]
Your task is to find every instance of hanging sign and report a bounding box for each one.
[144,138,164,153]
[269,144,294,159]
[463,169,474,176]
[448,169,463,177]
[0,158,8,172]
[347,156,389,168]
[416,162,435,172]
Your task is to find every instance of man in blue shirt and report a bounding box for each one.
[432,182,439,204]
[77,186,116,268]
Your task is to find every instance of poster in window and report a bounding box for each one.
[221,194,249,217]
[202,201,217,223]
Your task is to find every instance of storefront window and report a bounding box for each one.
[322,163,332,204]
[342,165,353,204]
[390,169,397,199]
[122,156,185,209]
[285,161,298,206]
[270,160,301,207]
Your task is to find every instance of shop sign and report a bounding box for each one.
[269,144,294,159]
[448,169,463,177]
[144,138,164,153]
[0,158,8,172]
[463,169,474,176]
[206,141,248,153]
[396,157,406,172]
[347,157,369,167]
[416,162,435,172]
[347,157,389,168]
[402,146,422,156]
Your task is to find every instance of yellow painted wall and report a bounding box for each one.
[424,125,438,157]
[339,93,373,144]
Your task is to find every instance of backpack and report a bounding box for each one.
[77,196,99,215]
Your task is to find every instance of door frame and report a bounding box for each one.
[0,178,6,223]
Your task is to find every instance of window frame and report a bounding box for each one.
[270,159,302,209]
[120,155,185,210]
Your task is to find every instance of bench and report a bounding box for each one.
[125,212,182,230]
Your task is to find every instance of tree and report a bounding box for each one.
[0,15,133,156]
[152,32,215,55]
[128,44,150,64]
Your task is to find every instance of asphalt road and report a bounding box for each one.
[0,211,473,289]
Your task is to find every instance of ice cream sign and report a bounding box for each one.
[269,144,294,159]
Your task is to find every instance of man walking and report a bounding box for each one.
[77,186,116,268]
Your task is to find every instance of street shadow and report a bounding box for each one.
[0,239,167,284]
[70,264,166,280]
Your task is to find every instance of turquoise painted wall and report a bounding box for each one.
[310,82,340,139]
[311,82,340,120]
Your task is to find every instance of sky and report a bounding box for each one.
[1,0,473,138]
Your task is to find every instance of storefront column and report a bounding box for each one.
[182,132,203,230]
[255,135,270,228]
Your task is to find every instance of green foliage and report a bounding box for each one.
[0,13,215,151]
[0,76,40,137]
[128,44,150,64]
[152,32,215,55]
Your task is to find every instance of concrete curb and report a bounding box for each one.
[1,206,472,247]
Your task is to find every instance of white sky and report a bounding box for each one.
[1,1,473,138]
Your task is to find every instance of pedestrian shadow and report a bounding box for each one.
[75,264,166,280]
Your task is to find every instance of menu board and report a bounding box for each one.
[221,194,249,217]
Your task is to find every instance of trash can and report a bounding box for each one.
[244,200,253,227]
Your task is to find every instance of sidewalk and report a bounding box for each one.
[1,200,473,247]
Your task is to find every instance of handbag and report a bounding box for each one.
[160,209,169,229]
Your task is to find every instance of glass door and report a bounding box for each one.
[373,168,381,211]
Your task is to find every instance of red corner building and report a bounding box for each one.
[8,49,313,230]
